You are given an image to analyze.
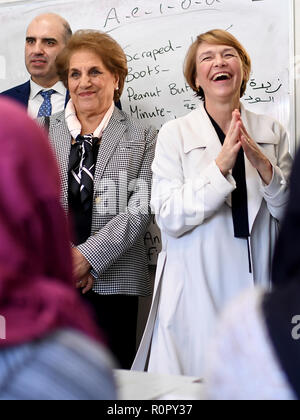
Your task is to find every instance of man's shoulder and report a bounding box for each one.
[1,81,31,106]
[1,80,30,95]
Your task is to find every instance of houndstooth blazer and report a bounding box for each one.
[40,107,157,296]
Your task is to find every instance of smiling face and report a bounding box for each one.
[195,42,244,104]
[68,49,119,117]
[25,15,68,87]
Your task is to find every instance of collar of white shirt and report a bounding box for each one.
[28,80,67,118]
[29,79,66,100]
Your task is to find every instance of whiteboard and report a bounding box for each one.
[0,0,295,263]
[0,0,294,139]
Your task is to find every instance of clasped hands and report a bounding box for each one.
[72,247,94,294]
[215,109,273,185]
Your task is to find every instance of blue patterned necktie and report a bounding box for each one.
[37,89,56,117]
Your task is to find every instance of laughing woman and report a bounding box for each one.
[133,29,292,377]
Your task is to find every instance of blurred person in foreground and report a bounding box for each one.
[0,97,116,400]
[40,30,157,369]
[133,29,292,377]
[206,149,300,400]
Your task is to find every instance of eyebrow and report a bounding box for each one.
[26,37,58,43]
[43,38,58,43]
[69,66,102,72]
[199,47,236,58]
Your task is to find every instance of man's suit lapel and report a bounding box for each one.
[15,81,31,106]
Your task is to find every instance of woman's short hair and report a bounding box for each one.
[56,30,128,101]
[184,29,251,100]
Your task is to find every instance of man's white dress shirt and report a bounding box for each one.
[28,79,67,118]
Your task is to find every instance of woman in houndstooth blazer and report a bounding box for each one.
[40,30,157,369]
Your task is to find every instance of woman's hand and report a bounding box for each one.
[215,110,242,176]
[76,273,94,295]
[215,110,273,185]
[72,248,91,281]
[239,123,273,185]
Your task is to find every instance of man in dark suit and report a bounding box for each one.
[1,13,72,117]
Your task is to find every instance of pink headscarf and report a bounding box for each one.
[0,98,102,347]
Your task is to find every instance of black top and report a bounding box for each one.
[205,108,250,239]
[68,143,100,246]
[207,112,226,145]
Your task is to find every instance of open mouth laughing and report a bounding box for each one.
[212,72,232,82]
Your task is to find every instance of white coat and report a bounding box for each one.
[132,102,293,377]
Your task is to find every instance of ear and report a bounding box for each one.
[241,65,248,91]
[195,73,201,91]
[195,81,201,93]
[114,74,120,90]
[241,58,248,81]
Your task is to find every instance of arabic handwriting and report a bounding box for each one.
[251,81,272,90]
[249,78,282,94]
[265,84,283,94]
[245,96,275,104]
[246,78,282,104]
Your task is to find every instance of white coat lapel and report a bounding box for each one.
[241,105,263,233]
[94,107,127,185]
[182,103,232,207]
[182,102,223,160]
